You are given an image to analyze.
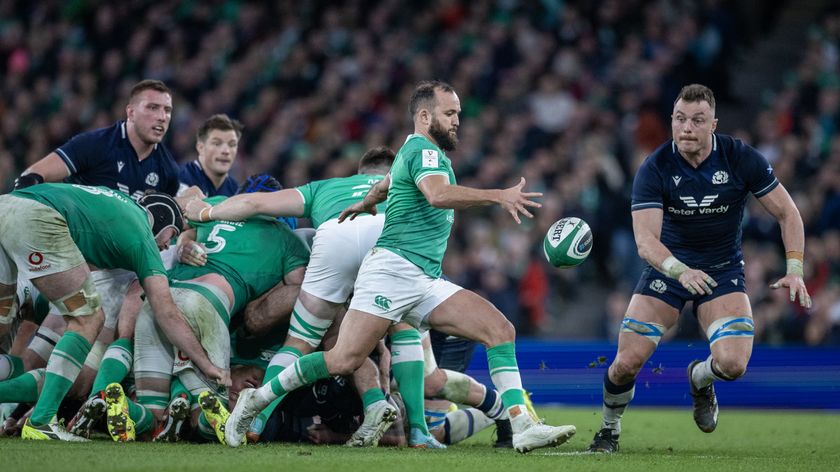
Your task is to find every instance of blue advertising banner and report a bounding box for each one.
[465,341,840,409]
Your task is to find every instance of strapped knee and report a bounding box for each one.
[706,316,754,346]
[54,276,101,317]
[440,369,472,404]
[621,317,665,345]
[288,300,332,348]
[0,295,18,325]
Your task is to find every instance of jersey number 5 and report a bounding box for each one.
[205,223,237,254]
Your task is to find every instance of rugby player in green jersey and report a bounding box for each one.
[100,194,310,443]
[0,183,225,441]
[224,81,576,453]
[185,148,426,447]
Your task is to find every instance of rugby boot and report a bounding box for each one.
[688,360,719,433]
[199,391,230,444]
[588,428,619,453]
[346,399,398,447]
[104,383,135,442]
[68,392,107,438]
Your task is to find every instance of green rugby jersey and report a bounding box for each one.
[376,134,455,278]
[12,183,166,280]
[295,174,387,228]
[170,196,310,315]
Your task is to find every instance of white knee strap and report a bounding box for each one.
[54,276,101,317]
[440,369,472,404]
[0,295,18,325]
[422,331,438,377]
[706,316,754,345]
[29,325,62,361]
[621,317,665,345]
[288,300,333,348]
[83,340,107,370]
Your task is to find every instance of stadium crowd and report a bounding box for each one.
[0,0,837,355]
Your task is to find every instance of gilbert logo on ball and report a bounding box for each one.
[543,217,593,268]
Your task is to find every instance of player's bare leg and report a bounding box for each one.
[590,294,678,453]
[428,289,576,453]
[689,292,754,432]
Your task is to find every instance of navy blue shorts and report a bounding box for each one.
[633,263,746,313]
[430,329,477,373]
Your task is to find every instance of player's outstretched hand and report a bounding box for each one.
[177,240,207,267]
[677,268,717,296]
[338,200,377,223]
[770,275,812,308]
[184,199,211,222]
[499,177,542,224]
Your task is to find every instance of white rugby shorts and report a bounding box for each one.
[0,196,85,284]
[348,247,461,330]
[302,214,385,303]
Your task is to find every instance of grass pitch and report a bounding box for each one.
[2,407,837,472]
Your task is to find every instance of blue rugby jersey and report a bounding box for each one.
[177,160,238,197]
[56,120,180,200]
[631,134,779,271]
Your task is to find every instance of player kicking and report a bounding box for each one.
[223,80,575,453]
[589,84,811,453]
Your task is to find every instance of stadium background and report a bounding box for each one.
[0,1,837,407]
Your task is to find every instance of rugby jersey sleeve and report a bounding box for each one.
[736,141,779,197]
[631,157,664,211]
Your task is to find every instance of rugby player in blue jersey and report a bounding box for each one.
[589,84,811,453]
[177,114,242,198]
[16,79,179,201]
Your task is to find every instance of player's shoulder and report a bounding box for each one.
[715,133,757,156]
[178,160,201,180]
[640,140,676,173]
[64,121,122,148]
[400,134,440,156]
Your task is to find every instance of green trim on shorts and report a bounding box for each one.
[169,281,231,326]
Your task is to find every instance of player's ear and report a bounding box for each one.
[419,108,430,126]
[711,118,718,133]
[196,140,204,156]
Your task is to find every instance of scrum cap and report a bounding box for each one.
[237,174,282,194]
[138,191,184,238]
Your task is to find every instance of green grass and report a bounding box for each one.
[3,407,838,472]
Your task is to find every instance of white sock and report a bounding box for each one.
[444,407,495,444]
[691,355,724,389]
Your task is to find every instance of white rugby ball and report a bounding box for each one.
[543,217,593,268]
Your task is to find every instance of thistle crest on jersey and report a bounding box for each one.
[543,217,592,268]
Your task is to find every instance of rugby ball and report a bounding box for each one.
[543,217,593,268]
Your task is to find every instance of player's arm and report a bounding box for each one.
[418,175,542,224]
[141,274,230,386]
[14,152,71,189]
[338,173,391,222]
[242,266,305,336]
[185,189,304,222]
[632,208,717,295]
[756,185,811,307]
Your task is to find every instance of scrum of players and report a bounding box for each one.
[0,79,521,450]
